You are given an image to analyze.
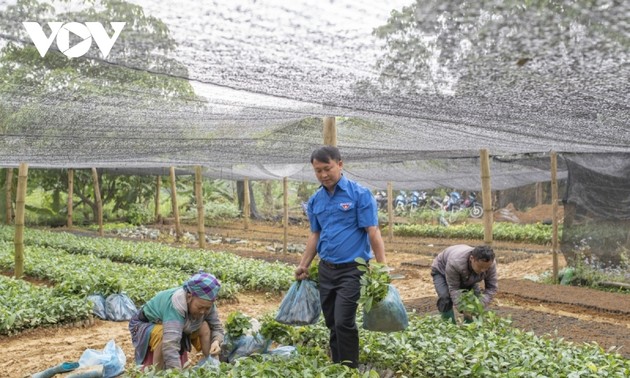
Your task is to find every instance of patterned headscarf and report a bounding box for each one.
[183,272,221,301]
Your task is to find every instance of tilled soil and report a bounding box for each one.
[2,219,629,377]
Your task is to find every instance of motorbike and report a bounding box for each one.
[394,191,407,213]
[462,192,484,218]
[443,191,484,219]
[408,190,427,212]
[374,190,388,211]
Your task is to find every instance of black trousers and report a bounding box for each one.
[318,261,363,368]
[431,268,453,312]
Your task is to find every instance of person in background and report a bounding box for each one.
[129,272,224,370]
[295,145,386,368]
[430,244,497,323]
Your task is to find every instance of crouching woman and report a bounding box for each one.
[129,272,224,370]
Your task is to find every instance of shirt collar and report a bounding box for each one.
[335,174,349,192]
[318,173,348,194]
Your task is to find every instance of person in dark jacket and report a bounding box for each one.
[431,244,497,323]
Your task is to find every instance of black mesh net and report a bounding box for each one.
[561,153,630,267]
[1,0,629,266]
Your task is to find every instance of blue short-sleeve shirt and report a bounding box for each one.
[307,175,378,264]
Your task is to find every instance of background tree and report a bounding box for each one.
[0,0,204,223]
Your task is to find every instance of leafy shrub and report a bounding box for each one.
[200,202,240,225]
[126,203,153,225]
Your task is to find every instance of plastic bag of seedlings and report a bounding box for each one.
[105,293,137,321]
[362,284,408,332]
[275,280,321,325]
[87,294,107,320]
[225,333,270,363]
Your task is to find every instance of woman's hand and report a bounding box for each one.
[209,340,221,355]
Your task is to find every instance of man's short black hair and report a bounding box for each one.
[310,145,342,164]
[471,245,495,262]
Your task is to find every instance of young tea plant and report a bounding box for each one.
[456,289,485,319]
[225,311,252,339]
[307,261,319,285]
[356,257,391,313]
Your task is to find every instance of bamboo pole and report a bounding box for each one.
[91,168,103,237]
[195,166,206,248]
[551,151,559,283]
[243,177,250,230]
[283,177,289,253]
[323,117,337,146]
[480,149,493,246]
[169,167,181,241]
[387,182,394,243]
[5,168,13,225]
[14,163,28,278]
[67,169,74,229]
[535,182,543,206]
[155,175,161,222]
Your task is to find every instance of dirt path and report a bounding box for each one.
[2,219,629,376]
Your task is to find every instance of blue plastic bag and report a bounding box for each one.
[195,355,220,370]
[275,280,321,325]
[267,345,297,359]
[87,294,107,320]
[224,334,270,363]
[105,293,137,321]
[78,339,126,378]
[362,285,408,332]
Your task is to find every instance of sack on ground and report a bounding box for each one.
[78,339,126,378]
[225,333,270,363]
[105,293,137,321]
[362,284,408,332]
[275,280,321,325]
[267,345,297,359]
[87,294,107,320]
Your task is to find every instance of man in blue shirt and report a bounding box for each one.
[295,146,386,368]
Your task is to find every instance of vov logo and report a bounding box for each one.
[22,22,125,58]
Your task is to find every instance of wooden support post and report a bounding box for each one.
[323,117,337,146]
[283,177,289,253]
[195,166,206,248]
[91,168,103,237]
[551,151,559,283]
[155,175,161,222]
[535,182,543,206]
[169,167,181,241]
[387,182,394,243]
[5,168,13,225]
[14,163,28,278]
[480,149,493,246]
[243,177,250,230]
[67,169,74,229]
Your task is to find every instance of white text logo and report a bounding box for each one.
[22,22,125,58]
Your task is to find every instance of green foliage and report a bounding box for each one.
[226,311,252,339]
[126,203,153,225]
[126,348,376,377]
[356,258,391,313]
[307,261,319,285]
[394,222,555,244]
[203,202,240,225]
[456,290,486,319]
[259,314,295,345]
[0,225,294,293]
[0,275,91,335]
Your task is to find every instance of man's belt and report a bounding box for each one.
[320,260,360,269]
